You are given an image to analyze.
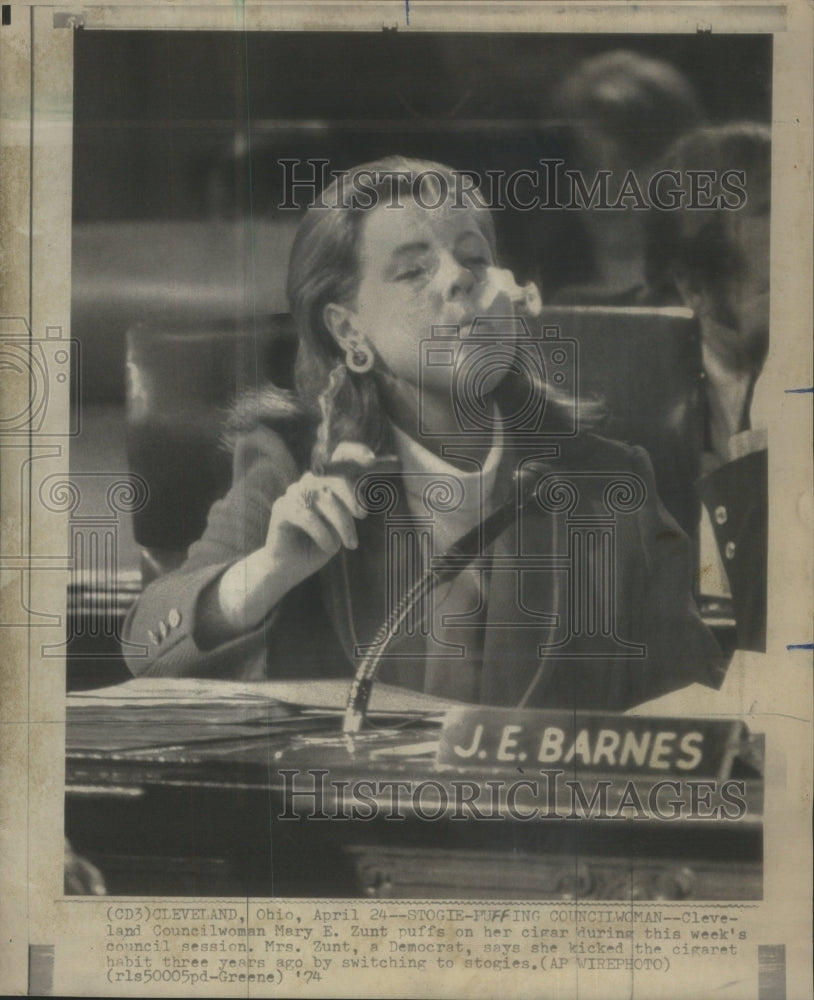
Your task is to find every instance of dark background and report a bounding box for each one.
[71,30,772,404]
[74,30,772,223]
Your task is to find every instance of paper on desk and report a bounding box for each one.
[69,677,461,716]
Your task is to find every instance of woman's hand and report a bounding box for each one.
[264,464,369,583]
[199,444,375,644]
[483,267,542,317]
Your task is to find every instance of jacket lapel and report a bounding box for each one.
[320,487,430,690]
[477,447,565,706]
[320,445,563,703]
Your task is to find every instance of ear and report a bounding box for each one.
[323,302,363,351]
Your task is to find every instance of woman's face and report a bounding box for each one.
[724,208,770,365]
[332,196,518,390]
[693,208,770,371]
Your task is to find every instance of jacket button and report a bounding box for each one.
[168,608,182,629]
[714,505,727,525]
[158,621,169,640]
[724,540,736,560]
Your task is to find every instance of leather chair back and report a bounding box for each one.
[125,314,296,577]
[539,305,703,534]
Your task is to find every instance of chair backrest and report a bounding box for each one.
[125,314,296,575]
[73,219,298,404]
[539,304,703,534]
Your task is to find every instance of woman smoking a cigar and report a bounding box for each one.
[124,157,725,710]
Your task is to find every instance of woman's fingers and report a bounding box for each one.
[480,267,542,317]
[317,476,367,519]
[287,505,342,556]
[312,485,360,550]
[271,473,366,557]
[290,473,366,521]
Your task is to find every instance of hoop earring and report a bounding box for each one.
[345,343,374,374]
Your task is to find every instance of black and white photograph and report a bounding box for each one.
[1,3,811,998]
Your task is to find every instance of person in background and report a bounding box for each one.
[645,122,770,651]
[546,49,705,304]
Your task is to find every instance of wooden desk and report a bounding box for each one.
[65,683,763,900]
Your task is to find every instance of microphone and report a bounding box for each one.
[342,461,548,734]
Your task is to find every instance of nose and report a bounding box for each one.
[439,251,476,301]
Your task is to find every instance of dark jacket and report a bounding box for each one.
[698,448,767,652]
[123,425,726,712]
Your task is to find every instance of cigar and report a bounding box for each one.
[323,454,402,478]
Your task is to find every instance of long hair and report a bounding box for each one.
[644,122,771,324]
[229,155,581,468]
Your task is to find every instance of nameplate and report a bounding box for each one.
[437,707,744,779]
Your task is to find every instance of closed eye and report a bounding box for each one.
[395,266,427,281]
